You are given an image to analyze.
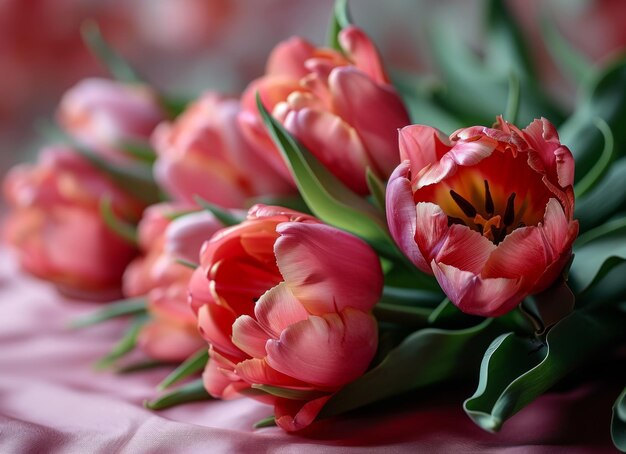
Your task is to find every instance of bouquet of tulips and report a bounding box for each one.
[3,0,626,448]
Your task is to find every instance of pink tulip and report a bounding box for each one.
[239,26,410,194]
[123,204,223,362]
[2,146,144,299]
[387,117,579,317]
[57,78,166,159]
[152,92,293,208]
[189,205,382,431]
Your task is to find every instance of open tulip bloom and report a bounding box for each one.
[3,0,626,448]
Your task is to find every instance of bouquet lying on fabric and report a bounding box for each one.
[3,0,626,447]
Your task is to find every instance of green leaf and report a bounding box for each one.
[380,286,443,307]
[612,386,626,451]
[194,195,243,227]
[99,196,138,245]
[95,314,147,369]
[560,55,626,180]
[485,0,534,79]
[521,279,575,334]
[575,157,626,231]
[118,140,156,163]
[569,216,626,294]
[540,9,593,86]
[253,416,277,429]
[116,359,171,374]
[365,167,386,212]
[326,0,351,51]
[464,309,626,432]
[69,297,147,329]
[256,94,394,256]
[175,258,199,270]
[81,21,142,84]
[145,378,211,410]
[158,349,208,390]
[251,384,326,401]
[574,118,615,199]
[319,319,503,418]
[373,303,431,329]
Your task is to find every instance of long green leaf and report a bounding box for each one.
[193,195,243,227]
[612,386,626,451]
[95,314,147,369]
[145,378,211,410]
[464,309,626,432]
[574,118,615,199]
[69,297,147,329]
[326,0,351,51]
[256,94,394,256]
[319,319,502,418]
[569,216,626,294]
[158,349,208,390]
[99,196,138,245]
[81,21,142,84]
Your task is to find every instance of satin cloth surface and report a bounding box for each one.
[0,248,618,453]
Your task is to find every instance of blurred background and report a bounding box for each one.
[2,0,625,178]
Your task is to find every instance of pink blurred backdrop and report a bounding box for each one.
[2,0,625,179]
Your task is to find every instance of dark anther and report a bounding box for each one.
[252,297,259,303]
[504,192,516,226]
[517,222,526,229]
[483,180,494,215]
[476,224,484,235]
[449,190,477,218]
[447,216,467,227]
[490,225,506,245]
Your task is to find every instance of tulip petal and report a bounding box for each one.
[399,125,452,179]
[235,357,310,389]
[196,303,241,358]
[203,347,249,399]
[435,225,496,274]
[138,321,205,362]
[253,282,309,338]
[274,222,382,314]
[274,395,332,432]
[432,261,522,317]
[339,26,388,83]
[329,67,408,178]
[231,315,271,358]
[523,118,575,188]
[266,37,315,78]
[265,308,377,388]
[282,107,371,194]
[386,162,430,273]
[413,202,449,268]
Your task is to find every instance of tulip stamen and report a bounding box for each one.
[483,180,494,215]
[447,216,467,227]
[449,190,477,218]
[504,192,516,227]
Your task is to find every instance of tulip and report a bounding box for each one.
[239,26,410,194]
[57,78,166,159]
[123,204,222,362]
[152,92,293,208]
[3,146,144,299]
[386,117,579,317]
[189,205,382,431]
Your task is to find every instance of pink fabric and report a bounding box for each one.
[0,248,617,452]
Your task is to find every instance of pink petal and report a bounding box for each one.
[435,225,496,274]
[196,302,242,358]
[235,357,311,389]
[165,211,222,264]
[432,261,523,317]
[265,308,377,388]
[274,395,332,432]
[253,282,309,337]
[282,107,371,194]
[386,162,430,273]
[338,26,388,83]
[274,222,383,314]
[231,315,271,358]
[266,37,315,78]
[413,202,449,271]
[523,118,575,188]
[203,347,250,399]
[414,136,497,189]
[138,321,204,362]
[329,67,409,178]
[399,125,452,179]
